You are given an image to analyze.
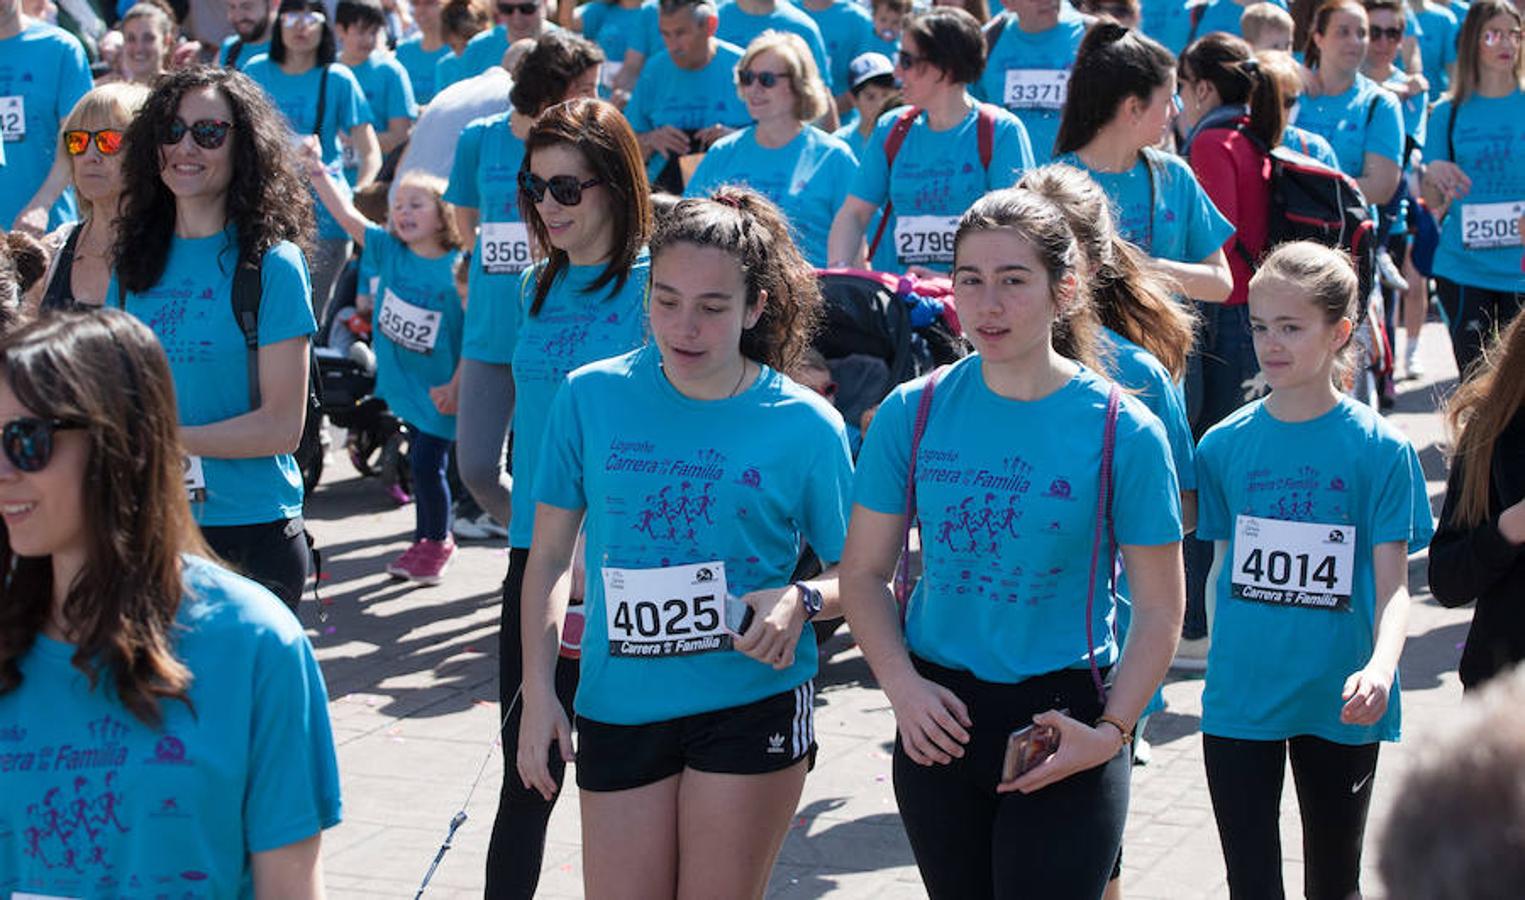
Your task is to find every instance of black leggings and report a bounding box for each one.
[485,548,580,900]
[892,656,1130,900]
[1203,734,1380,900]
[201,517,309,613]
[1434,277,1524,381]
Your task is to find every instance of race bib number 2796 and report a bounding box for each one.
[1230,514,1356,612]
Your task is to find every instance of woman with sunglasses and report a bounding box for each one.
[826,6,1034,276]
[484,96,652,898]
[111,67,318,615]
[439,0,552,91]
[517,186,851,899]
[33,83,149,314]
[1421,0,1525,380]
[245,0,380,318]
[685,30,858,267]
[0,309,341,896]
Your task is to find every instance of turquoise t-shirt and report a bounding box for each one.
[853,357,1183,683]
[1102,328,1194,491]
[850,103,1035,272]
[1412,3,1459,99]
[1295,73,1404,180]
[1056,147,1234,262]
[218,34,271,70]
[1157,0,1286,54]
[434,48,465,92]
[1423,92,1525,293]
[685,125,858,267]
[444,23,508,89]
[975,14,1086,164]
[363,223,464,440]
[1381,69,1427,153]
[716,1,831,86]
[859,28,897,60]
[1283,124,1341,170]
[243,59,373,240]
[535,345,854,724]
[343,55,418,184]
[446,111,530,363]
[800,0,873,95]
[1196,396,1434,744]
[119,230,316,527]
[623,40,751,134]
[395,34,450,103]
[508,255,652,547]
[833,118,868,159]
[0,22,91,229]
[582,0,651,91]
[0,556,341,895]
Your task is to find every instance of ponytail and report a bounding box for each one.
[1180,32,1285,148]
[1055,21,1175,156]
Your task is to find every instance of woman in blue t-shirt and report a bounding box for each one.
[112,67,318,612]
[1195,242,1432,899]
[840,187,1185,897]
[0,310,341,895]
[516,187,853,898]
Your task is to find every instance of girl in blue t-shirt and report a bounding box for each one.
[1195,241,1432,899]
[841,186,1185,897]
[517,188,853,898]
[306,160,465,583]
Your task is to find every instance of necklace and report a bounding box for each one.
[729,360,749,398]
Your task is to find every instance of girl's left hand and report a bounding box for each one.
[1340,667,1392,725]
[430,380,460,415]
[999,709,1124,794]
[733,586,806,670]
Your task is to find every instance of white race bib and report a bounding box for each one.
[894,214,959,265]
[1460,200,1524,251]
[480,221,533,275]
[1230,514,1356,612]
[600,60,625,90]
[340,136,358,170]
[183,454,206,503]
[602,560,731,657]
[1003,69,1069,110]
[0,95,25,142]
[377,288,442,353]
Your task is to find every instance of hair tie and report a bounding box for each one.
[1240,58,1261,75]
[713,193,744,211]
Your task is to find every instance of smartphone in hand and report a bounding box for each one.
[1001,713,1065,782]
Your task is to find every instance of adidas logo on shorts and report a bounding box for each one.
[767,733,786,754]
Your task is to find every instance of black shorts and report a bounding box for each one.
[576,681,818,792]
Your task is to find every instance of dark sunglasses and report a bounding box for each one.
[1369,25,1404,42]
[738,69,791,88]
[1284,95,1301,109]
[497,2,537,14]
[897,50,928,69]
[2,418,84,473]
[64,129,125,156]
[519,171,603,206]
[162,118,234,150]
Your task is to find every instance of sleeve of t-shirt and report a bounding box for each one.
[1112,402,1183,546]
[1194,431,1231,541]
[851,384,914,515]
[798,415,855,563]
[1422,100,1455,163]
[444,120,486,207]
[257,242,318,345]
[624,69,656,133]
[988,113,1035,187]
[629,3,660,57]
[828,140,857,211]
[218,35,235,66]
[1364,89,1405,166]
[848,115,895,207]
[1405,444,1435,552]
[533,377,589,510]
[360,222,393,273]
[54,33,93,121]
[582,1,608,40]
[334,67,372,134]
[435,51,463,93]
[1369,438,1416,548]
[1140,371,1196,492]
[384,60,420,120]
[1175,160,1236,263]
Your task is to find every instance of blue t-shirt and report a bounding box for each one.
[858,28,897,60]
[1102,328,1194,491]
[1283,124,1341,169]
[508,256,652,547]
[444,23,508,89]
[218,34,271,70]
[582,0,654,92]
[833,118,869,159]
[799,0,873,94]
[535,345,854,724]
[623,40,751,135]
[445,111,531,363]
[716,0,832,86]
[1295,73,1404,180]
[243,60,373,239]
[1381,69,1427,153]
[434,48,466,93]
[1412,3,1459,99]
[685,125,858,267]
[343,55,418,183]
[1056,147,1235,263]
[1423,91,1525,293]
[0,23,91,229]
[119,231,316,527]
[850,103,1035,272]
[395,34,451,103]
[1158,0,1287,54]
[975,14,1086,163]
[1196,396,1435,744]
[0,556,342,896]
[853,358,1183,683]
[363,223,464,440]
[624,0,664,58]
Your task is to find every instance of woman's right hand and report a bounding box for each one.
[1425,160,1472,202]
[1498,497,1525,545]
[885,672,972,766]
[515,689,574,801]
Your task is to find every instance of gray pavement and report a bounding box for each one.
[301,322,1473,899]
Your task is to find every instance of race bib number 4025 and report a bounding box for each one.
[603,560,731,658]
[1230,514,1356,612]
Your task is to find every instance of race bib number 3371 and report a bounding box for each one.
[1230,514,1356,612]
[603,560,731,657]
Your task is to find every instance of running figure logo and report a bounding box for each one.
[633,481,717,544]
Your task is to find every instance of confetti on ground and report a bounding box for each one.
[318,572,333,581]
[324,626,337,635]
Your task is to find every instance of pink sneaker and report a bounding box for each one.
[386,483,413,506]
[390,537,455,585]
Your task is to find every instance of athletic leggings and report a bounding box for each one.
[201,517,309,613]
[406,426,452,541]
[892,656,1130,900]
[486,548,579,899]
[308,237,353,323]
[455,358,514,524]
[1203,734,1380,900]
[1434,277,1525,382]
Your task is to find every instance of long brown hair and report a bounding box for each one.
[1180,32,1286,149]
[1303,0,1366,70]
[1446,311,1525,528]
[0,310,207,728]
[1450,0,1525,107]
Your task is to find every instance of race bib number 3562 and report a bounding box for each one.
[894,214,958,266]
[603,560,730,658]
[1230,514,1356,612]
[378,289,441,353]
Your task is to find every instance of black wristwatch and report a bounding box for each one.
[793,581,823,621]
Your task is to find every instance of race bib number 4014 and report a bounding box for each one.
[603,560,731,657]
[1230,514,1356,612]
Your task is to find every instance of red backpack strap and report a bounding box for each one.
[867,106,923,263]
[893,364,947,623]
[1084,383,1122,703]
[976,103,996,172]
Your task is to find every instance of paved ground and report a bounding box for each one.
[301,323,1473,899]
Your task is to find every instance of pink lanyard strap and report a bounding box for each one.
[1084,383,1123,704]
[893,366,946,623]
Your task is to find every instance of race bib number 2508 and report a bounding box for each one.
[1230,514,1356,612]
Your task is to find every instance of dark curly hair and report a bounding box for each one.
[650,187,822,372]
[0,310,209,728]
[113,67,315,293]
[509,30,604,117]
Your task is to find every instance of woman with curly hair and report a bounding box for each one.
[112,66,318,614]
[0,309,341,894]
